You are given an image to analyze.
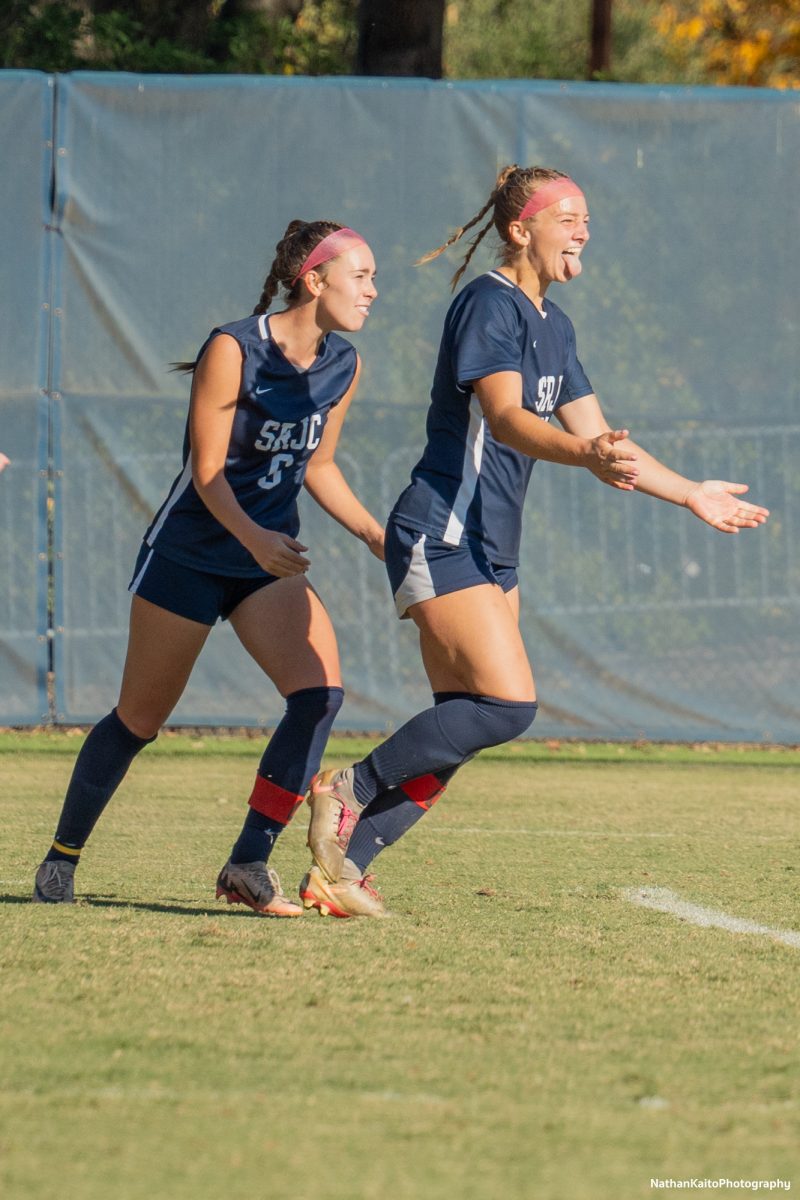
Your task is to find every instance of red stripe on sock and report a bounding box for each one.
[400,774,447,811]
[248,776,304,825]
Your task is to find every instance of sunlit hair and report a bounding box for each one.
[172,220,345,373]
[253,219,347,314]
[417,165,569,291]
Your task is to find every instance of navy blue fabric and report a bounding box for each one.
[46,709,155,860]
[392,271,592,566]
[129,543,278,624]
[385,517,518,617]
[144,314,357,577]
[352,694,538,806]
[346,694,471,873]
[230,686,344,865]
[256,686,345,798]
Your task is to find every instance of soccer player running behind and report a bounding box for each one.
[33,222,383,914]
[300,165,770,918]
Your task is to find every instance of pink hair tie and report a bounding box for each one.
[293,227,367,285]
[518,178,584,222]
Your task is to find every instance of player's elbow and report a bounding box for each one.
[484,407,518,448]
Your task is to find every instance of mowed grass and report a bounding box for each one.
[1,737,799,1200]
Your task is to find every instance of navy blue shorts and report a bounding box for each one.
[385,520,518,619]
[128,544,278,625]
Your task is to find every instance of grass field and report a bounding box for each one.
[2,734,799,1200]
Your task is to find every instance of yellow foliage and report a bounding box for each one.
[656,0,800,87]
[674,16,706,42]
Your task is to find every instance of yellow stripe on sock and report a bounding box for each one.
[52,840,81,857]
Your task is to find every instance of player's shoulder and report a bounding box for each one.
[448,271,523,323]
[541,296,576,332]
[212,313,265,346]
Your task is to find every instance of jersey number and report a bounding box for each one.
[257,453,294,491]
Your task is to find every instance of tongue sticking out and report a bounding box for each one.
[562,251,582,280]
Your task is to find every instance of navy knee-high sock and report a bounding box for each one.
[351,693,538,809]
[346,693,471,873]
[44,709,155,865]
[346,761,464,874]
[231,686,344,864]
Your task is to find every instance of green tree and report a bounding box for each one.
[1,0,357,74]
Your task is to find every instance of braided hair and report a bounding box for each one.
[417,165,569,291]
[252,219,345,314]
[173,220,346,372]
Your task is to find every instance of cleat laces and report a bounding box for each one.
[357,874,382,901]
[336,804,358,849]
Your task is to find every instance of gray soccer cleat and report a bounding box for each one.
[32,860,76,904]
[216,859,303,917]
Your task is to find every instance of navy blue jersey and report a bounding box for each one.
[392,271,593,565]
[144,313,357,576]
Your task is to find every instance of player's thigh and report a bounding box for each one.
[117,596,212,737]
[503,584,521,624]
[411,583,535,701]
[229,574,342,695]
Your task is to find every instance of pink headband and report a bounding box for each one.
[293,227,367,285]
[518,178,584,222]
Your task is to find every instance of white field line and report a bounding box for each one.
[2,1086,450,1106]
[424,829,794,841]
[623,886,800,949]
[425,828,678,838]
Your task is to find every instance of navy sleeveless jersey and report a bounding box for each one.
[392,270,593,566]
[144,313,358,576]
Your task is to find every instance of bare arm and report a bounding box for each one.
[303,356,385,559]
[189,334,311,575]
[474,371,639,491]
[558,393,770,533]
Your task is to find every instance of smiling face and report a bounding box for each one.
[308,244,378,332]
[525,193,590,285]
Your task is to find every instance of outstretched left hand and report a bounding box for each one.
[685,480,770,533]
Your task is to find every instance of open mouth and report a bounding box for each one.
[561,248,582,279]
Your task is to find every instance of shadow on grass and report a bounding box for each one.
[1,892,276,918]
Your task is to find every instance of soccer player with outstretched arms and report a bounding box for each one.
[299,166,770,918]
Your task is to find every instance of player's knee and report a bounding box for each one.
[114,706,162,743]
[285,685,345,727]
[477,697,538,747]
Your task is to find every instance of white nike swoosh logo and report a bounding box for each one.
[255,386,273,395]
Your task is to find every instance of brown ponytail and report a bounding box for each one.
[417,165,569,291]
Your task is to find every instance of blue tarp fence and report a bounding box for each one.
[1,70,798,740]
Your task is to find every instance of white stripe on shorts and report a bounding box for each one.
[393,533,436,618]
[443,395,485,546]
[129,548,155,596]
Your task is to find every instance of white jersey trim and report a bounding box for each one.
[487,270,514,288]
[146,456,194,547]
[257,314,269,340]
[443,395,485,547]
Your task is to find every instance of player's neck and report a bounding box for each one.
[496,264,549,312]
[268,308,326,370]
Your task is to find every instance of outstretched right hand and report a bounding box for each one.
[584,429,639,491]
[249,529,311,577]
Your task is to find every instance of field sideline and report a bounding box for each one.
[2,734,799,1199]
